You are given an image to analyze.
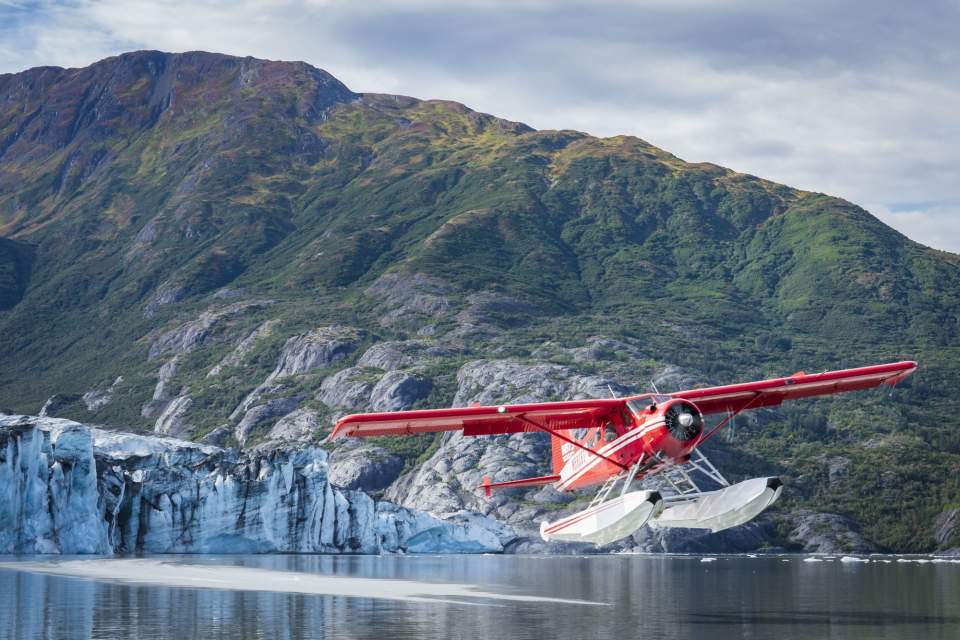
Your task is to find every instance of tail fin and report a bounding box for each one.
[551,433,565,475]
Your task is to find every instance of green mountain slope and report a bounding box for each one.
[1,51,958,552]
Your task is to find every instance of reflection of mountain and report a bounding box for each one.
[1,51,958,553]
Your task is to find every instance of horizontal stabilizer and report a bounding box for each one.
[480,474,560,498]
[651,477,783,532]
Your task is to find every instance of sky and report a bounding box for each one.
[2,0,958,253]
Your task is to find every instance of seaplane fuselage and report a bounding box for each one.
[556,396,702,491]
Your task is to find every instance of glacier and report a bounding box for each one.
[0,415,513,555]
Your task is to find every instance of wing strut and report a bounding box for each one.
[695,392,762,446]
[515,414,629,471]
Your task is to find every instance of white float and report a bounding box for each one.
[540,490,663,545]
[649,477,783,532]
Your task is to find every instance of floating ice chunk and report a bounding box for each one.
[700,557,716,563]
[803,557,824,562]
[840,556,869,563]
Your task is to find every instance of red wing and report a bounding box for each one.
[672,360,917,415]
[325,398,626,442]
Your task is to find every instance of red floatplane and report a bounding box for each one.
[326,361,916,545]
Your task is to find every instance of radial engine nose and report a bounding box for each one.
[664,400,703,442]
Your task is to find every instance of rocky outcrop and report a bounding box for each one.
[265,408,322,443]
[142,356,181,418]
[328,442,405,492]
[452,359,631,406]
[232,325,364,419]
[357,340,435,371]
[368,370,432,412]
[81,376,123,412]
[207,319,279,377]
[365,272,455,329]
[147,301,268,361]
[153,395,193,437]
[267,326,364,382]
[0,415,512,555]
[234,396,301,445]
[781,509,875,554]
[316,367,377,411]
[567,336,646,364]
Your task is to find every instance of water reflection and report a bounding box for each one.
[0,555,958,640]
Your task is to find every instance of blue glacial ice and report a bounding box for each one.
[0,415,514,555]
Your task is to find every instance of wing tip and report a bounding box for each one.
[323,415,357,443]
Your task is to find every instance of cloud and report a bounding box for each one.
[1,0,958,254]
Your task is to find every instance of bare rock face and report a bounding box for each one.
[365,272,454,328]
[207,319,279,377]
[316,367,377,411]
[328,442,405,491]
[368,371,432,412]
[154,395,193,437]
[630,519,777,553]
[781,509,876,554]
[651,365,708,393]
[385,431,553,523]
[147,301,268,361]
[142,357,181,418]
[357,341,431,371]
[232,325,364,419]
[143,281,186,318]
[266,408,322,443]
[267,326,364,382]
[234,397,301,445]
[81,376,123,412]
[452,359,630,406]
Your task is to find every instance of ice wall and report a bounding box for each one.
[0,416,513,554]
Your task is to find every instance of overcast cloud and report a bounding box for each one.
[2,0,958,252]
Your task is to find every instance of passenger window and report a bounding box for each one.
[604,422,617,441]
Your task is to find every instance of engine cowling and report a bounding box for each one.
[663,400,703,443]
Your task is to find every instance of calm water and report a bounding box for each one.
[0,554,958,640]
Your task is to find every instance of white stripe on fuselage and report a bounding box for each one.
[558,419,663,490]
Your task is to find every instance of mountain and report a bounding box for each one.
[0,50,958,553]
